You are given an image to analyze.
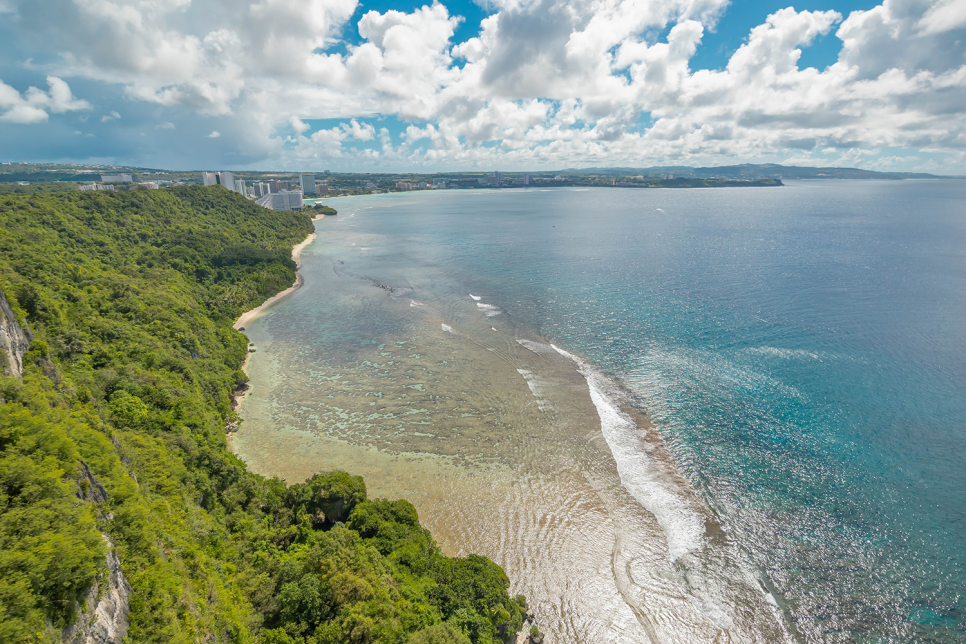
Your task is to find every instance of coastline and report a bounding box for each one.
[225,191,797,642]
[233,214,325,332]
[229,214,325,415]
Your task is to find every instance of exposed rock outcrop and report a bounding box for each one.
[63,537,132,644]
[0,287,31,379]
[77,460,110,504]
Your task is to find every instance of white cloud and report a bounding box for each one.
[101,110,121,122]
[157,121,175,129]
[0,75,90,123]
[2,0,966,171]
[207,130,221,138]
[340,118,376,141]
[918,0,966,35]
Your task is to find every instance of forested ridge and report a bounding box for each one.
[0,187,526,644]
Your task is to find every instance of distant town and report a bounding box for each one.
[196,170,547,210]
[1,161,951,210]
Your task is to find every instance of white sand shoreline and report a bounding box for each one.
[233,214,326,332]
[229,214,326,417]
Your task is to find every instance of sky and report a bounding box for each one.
[0,0,965,173]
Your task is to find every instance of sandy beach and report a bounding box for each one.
[227,216,323,422]
[233,214,326,332]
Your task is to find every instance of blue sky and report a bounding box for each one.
[0,0,964,173]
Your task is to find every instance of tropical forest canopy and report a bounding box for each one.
[0,186,526,644]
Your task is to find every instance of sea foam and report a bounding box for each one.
[745,346,821,360]
[550,343,706,562]
[476,302,501,316]
[516,369,554,412]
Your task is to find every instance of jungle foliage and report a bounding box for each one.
[0,186,525,644]
[308,204,338,216]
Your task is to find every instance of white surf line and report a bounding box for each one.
[550,343,705,562]
[234,232,317,330]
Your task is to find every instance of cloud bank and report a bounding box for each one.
[1,0,965,171]
[0,75,89,123]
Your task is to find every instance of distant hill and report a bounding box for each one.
[562,163,952,180]
[2,161,958,183]
[0,162,169,184]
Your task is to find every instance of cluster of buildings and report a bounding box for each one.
[610,173,672,186]
[80,173,161,191]
[395,180,430,190]
[394,172,530,192]
[203,171,335,211]
[202,171,247,195]
[478,171,529,186]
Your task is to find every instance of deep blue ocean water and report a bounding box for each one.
[314,180,966,641]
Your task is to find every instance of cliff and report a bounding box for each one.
[0,287,31,379]
[62,538,132,644]
[0,188,524,644]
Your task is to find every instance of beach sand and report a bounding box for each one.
[233,214,327,332]
[229,213,327,415]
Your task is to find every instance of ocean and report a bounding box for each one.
[233,180,966,642]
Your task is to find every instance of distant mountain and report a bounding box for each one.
[0,162,160,183]
[561,163,952,180]
[2,161,959,182]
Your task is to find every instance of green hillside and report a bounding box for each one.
[0,187,525,644]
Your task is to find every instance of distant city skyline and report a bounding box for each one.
[1,0,964,174]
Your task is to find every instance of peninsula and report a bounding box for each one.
[7,161,949,198]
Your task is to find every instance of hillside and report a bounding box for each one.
[566,163,946,180]
[0,186,526,644]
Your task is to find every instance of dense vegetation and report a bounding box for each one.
[0,187,525,644]
[0,182,86,196]
[308,203,338,216]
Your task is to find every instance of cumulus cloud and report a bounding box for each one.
[289,117,311,134]
[918,0,966,35]
[2,0,965,170]
[101,110,121,122]
[207,130,221,138]
[0,75,89,123]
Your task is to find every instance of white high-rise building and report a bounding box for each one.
[219,172,236,191]
[202,171,236,191]
[256,190,303,211]
[300,173,317,196]
[250,182,272,198]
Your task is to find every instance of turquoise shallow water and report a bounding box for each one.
[244,181,966,641]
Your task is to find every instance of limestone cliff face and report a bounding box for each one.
[64,467,131,644]
[62,538,132,644]
[0,287,31,379]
